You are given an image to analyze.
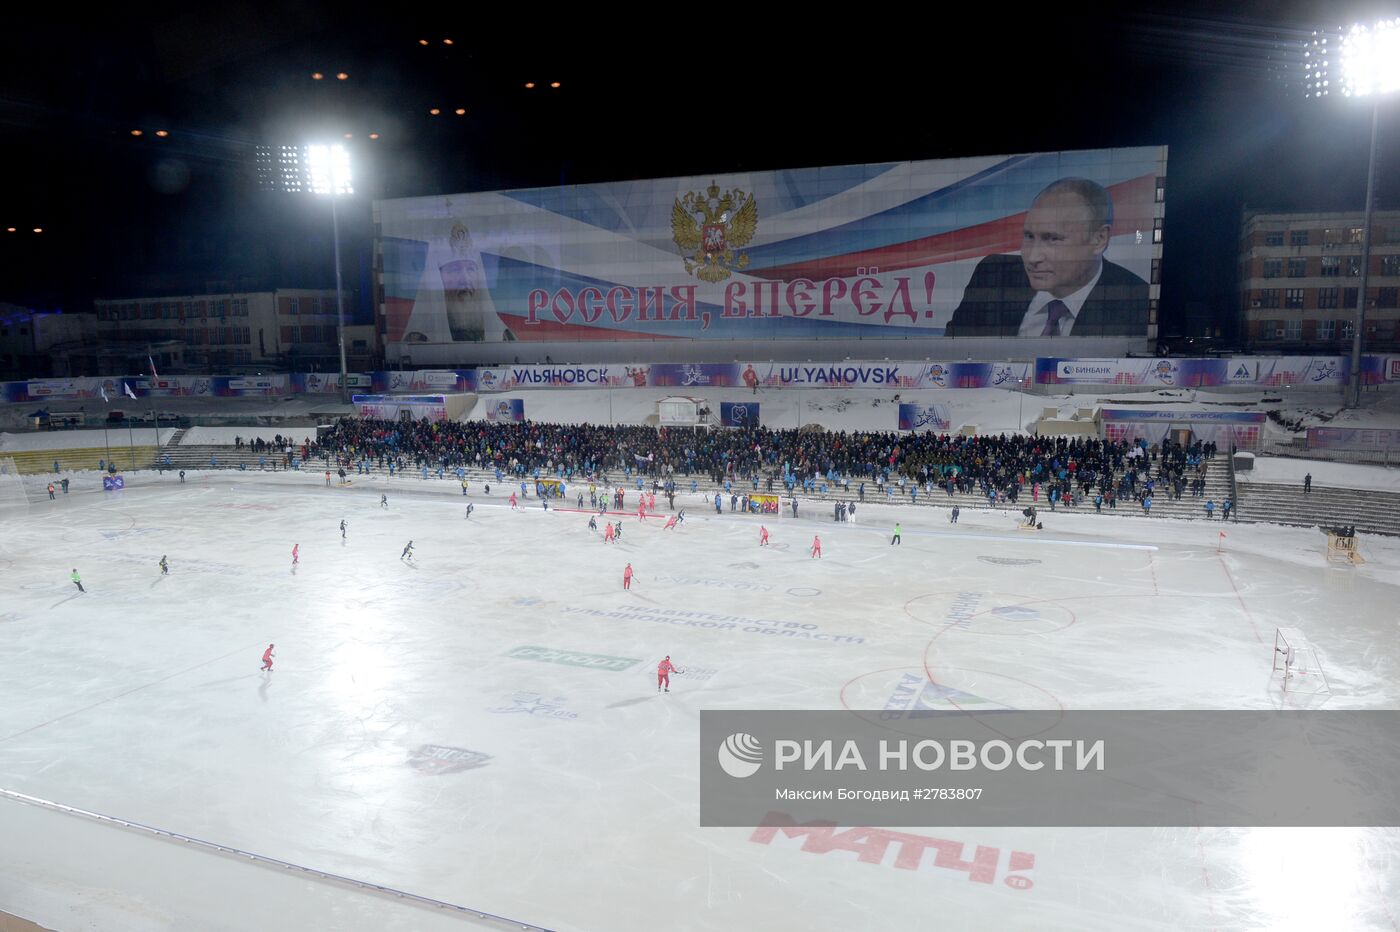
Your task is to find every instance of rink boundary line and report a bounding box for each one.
[902,528,1157,551]
[0,787,557,931]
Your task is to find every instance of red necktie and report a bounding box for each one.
[1040,299,1071,336]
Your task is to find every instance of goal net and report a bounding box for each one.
[0,457,32,518]
[1272,627,1331,696]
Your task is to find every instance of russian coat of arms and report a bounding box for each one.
[671,182,758,283]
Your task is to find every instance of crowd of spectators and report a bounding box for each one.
[310,417,1225,509]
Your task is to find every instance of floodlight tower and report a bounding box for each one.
[1307,19,1400,407]
[307,144,353,404]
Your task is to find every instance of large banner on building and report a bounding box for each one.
[719,402,759,428]
[484,399,525,422]
[1306,427,1400,450]
[376,147,1165,346]
[211,376,290,397]
[353,394,449,421]
[1038,356,1353,387]
[1100,409,1267,449]
[898,404,953,432]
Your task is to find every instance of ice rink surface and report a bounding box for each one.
[2,471,1399,931]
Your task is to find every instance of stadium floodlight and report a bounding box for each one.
[1339,19,1400,97]
[307,144,353,403]
[1307,20,1400,407]
[306,144,353,196]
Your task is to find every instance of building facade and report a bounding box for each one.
[1239,210,1400,353]
[92,289,380,373]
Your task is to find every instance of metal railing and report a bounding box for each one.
[1257,439,1398,467]
[0,787,554,931]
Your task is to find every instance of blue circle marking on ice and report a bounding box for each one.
[718,733,763,779]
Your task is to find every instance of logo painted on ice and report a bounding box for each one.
[487,692,579,720]
[881,672,1011,718]
[408,744,492,775]
[719,733,764,778]
[504,645,641,672]
[990,605,1041,621]
[976,556,1042,566]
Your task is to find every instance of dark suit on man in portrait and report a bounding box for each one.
[946,254,1150,338]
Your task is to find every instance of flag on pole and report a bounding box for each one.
[123,382,137,400]
[99,385,109,403]
[148,355,159,380]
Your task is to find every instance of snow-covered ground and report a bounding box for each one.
[1239,456,1400,492]
[0,428,178,452]
[0,469,1397,931]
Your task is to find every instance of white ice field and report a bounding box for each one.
[2,468,1399,932]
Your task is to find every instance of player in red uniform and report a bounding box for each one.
[647,492,655,512]
[663,513,678,530]
[637,502,647,522]
[261,643,275,671]
[291,543,299,565]
[509,492,518,510]
[810,534,821,558]
[759,525,770,546]
[603,522,615,543]
[657,655,679,692]
[623,562,634,590]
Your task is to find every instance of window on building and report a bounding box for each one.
[1386,227,1400,244]
[1317,287,1339,309]
[1317,319,1336,340]
[1323,228,1342,246]
[1258,288,1280,308]
[1284,320,1302,340]
[1264,231,1284,247]
[1321,256,1340,277]
[1287,258,1307,277]
[1151,259,1161,285]
[1152,217,1163,244]
[288,297,298,316]
[1148,299,1159,324]
[1155,177,1165,203]
[1263,259,1282,278]
[1343,287,1359,307]
[1349,227,1365,244]
[1379,287,1399,308]
[289,326,301,343]
[1290,229,1309,246]
[1346,256,1362,277]
[1285,289,1305,309]
[1382,255,1400,276]
[1341,319,1355,339]
[1260,320,1283,339]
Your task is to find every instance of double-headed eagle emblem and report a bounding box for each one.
[671,182,758,283]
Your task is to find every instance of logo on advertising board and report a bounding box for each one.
[1230,363,1255,382]
[476,368,503,390]
[924,364,948,387]
[420,370,460,387]
[1310,360,1338,382]
[679,364,711,386]
[407,744,492,775]
[672,182,758,283]
[1152,359,1177,384]
[991,365,1017,386]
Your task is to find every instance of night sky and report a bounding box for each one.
[3,5,1398,339]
